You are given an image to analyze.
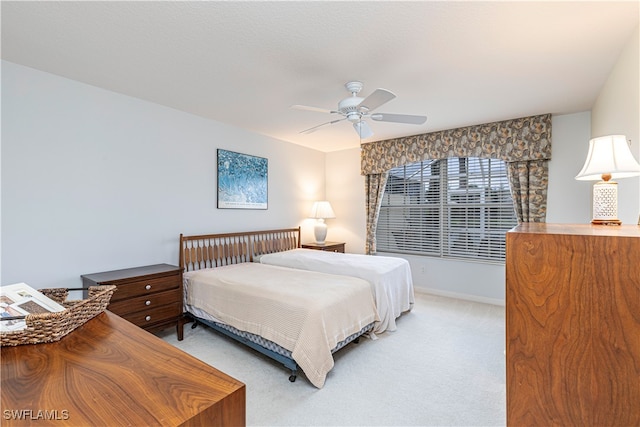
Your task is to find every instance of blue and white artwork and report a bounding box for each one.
[217,149,268,209]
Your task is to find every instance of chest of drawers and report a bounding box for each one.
[81,264,184,340]
[506,224,640,425]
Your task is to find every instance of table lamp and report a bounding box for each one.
[309,201,336,244]
[575,135,640,225]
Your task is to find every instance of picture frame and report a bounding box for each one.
[217,149,268,210]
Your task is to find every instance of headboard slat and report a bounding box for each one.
[180,227,301,272]
[211,244,218,267]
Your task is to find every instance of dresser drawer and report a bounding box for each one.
[81,264,184,340]
[110,275,180,302]
[108,289,182,316]
[120,302,182,328]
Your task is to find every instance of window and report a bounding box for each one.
[376,157,517,262]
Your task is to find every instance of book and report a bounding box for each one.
[0,283,66,332]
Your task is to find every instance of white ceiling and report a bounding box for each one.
[2,1,639,152]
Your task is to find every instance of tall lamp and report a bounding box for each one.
[309,201,336,244]
[575,135,640,225]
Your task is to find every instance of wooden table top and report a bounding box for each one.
[1,311,245,426]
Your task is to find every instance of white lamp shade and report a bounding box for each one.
[309,201,336,219]
[575,135,640,181]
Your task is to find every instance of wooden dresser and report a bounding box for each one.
[0,311,245,426]
[81,264,184,340]
[505,223,640,426]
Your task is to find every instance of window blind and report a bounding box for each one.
[376,157,517,262]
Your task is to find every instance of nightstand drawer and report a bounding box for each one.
[301,242,345,253]
[110,275,180,302]
[120,302,182,328]
[81,264,184,340]
[108,289,182,316]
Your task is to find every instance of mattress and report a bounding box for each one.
[183,262,379,388]
[259,248,415,333]
[187,303,374,371]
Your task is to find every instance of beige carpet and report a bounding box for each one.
[160,292,506,426]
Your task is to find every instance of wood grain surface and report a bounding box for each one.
[1,311,245,426]
[506,223,640,426]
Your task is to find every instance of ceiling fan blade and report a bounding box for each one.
[370,113,427,125]
[353,121,374,139]
[358,89,396,112]
[291,104,338,114]
[300,118,346,134]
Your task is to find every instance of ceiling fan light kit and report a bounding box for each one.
[354,121,374,139]
[294,81,427,138]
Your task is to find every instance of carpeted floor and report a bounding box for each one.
[159,292,506,426]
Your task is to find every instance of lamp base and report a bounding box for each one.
[314,219,327,244]
[591,180,621,225]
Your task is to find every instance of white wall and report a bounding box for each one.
[1,61,325,288]
[591,25,640,225]
[546,112,592,224]
[325,148,366,253]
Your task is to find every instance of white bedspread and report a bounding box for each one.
[259,249,414,333]
[183,263,378,388]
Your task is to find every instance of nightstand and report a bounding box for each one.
[81,264,184,340]
[301,241,345,253]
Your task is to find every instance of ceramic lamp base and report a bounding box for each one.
[592,180,621,225]
[314,219,327,244]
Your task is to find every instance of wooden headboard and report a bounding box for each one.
[179,227,301,272]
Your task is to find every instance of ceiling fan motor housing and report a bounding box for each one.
[339,97,365,122]
[341,81,368,122]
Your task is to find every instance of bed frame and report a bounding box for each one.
[179,227,372,383]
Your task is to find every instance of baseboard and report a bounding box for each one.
[414,287,505,307]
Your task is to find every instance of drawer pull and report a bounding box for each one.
[145,300,151,306]
[145,284,152,290]
[145,316,151,321]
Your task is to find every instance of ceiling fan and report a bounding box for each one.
[292,81,427,139]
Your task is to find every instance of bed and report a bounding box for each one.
[254,231,415,334]
[179,229,379,388]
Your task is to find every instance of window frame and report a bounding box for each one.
[376,157,517,264]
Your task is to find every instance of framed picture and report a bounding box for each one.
[217,149,268,209]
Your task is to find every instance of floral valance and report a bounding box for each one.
[361,114,552,175]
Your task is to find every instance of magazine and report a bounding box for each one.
[0,283,66,332]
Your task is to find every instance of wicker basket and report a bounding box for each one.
[0,285,116,347]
